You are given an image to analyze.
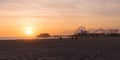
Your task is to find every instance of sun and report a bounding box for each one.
[26,30,33,35]
[25,27,33,35]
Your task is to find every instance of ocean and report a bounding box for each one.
[0,37,70,40]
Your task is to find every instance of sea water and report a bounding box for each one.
[0,37,70,40]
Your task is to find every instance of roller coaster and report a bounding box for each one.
[72,26,120,37]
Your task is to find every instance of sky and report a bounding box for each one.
[0,0,120,37]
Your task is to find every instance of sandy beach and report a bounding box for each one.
[0,37,119,60]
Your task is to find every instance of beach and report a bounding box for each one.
[0,37,120,60]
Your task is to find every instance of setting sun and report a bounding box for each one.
[26,30,33,35]
[25,27,33,35]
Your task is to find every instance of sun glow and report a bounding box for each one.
[25,27,33,35]
[26,30,33,35]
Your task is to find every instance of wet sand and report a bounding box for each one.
[0,37,120,60]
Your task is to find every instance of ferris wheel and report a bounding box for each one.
[75,26,87,34]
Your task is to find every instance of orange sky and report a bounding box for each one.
[0,0,120,37]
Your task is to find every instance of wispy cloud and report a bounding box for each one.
[0,0,120,17]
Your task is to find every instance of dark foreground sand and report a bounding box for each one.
[0,37,120,60]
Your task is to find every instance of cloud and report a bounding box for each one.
[0,0,120,17]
